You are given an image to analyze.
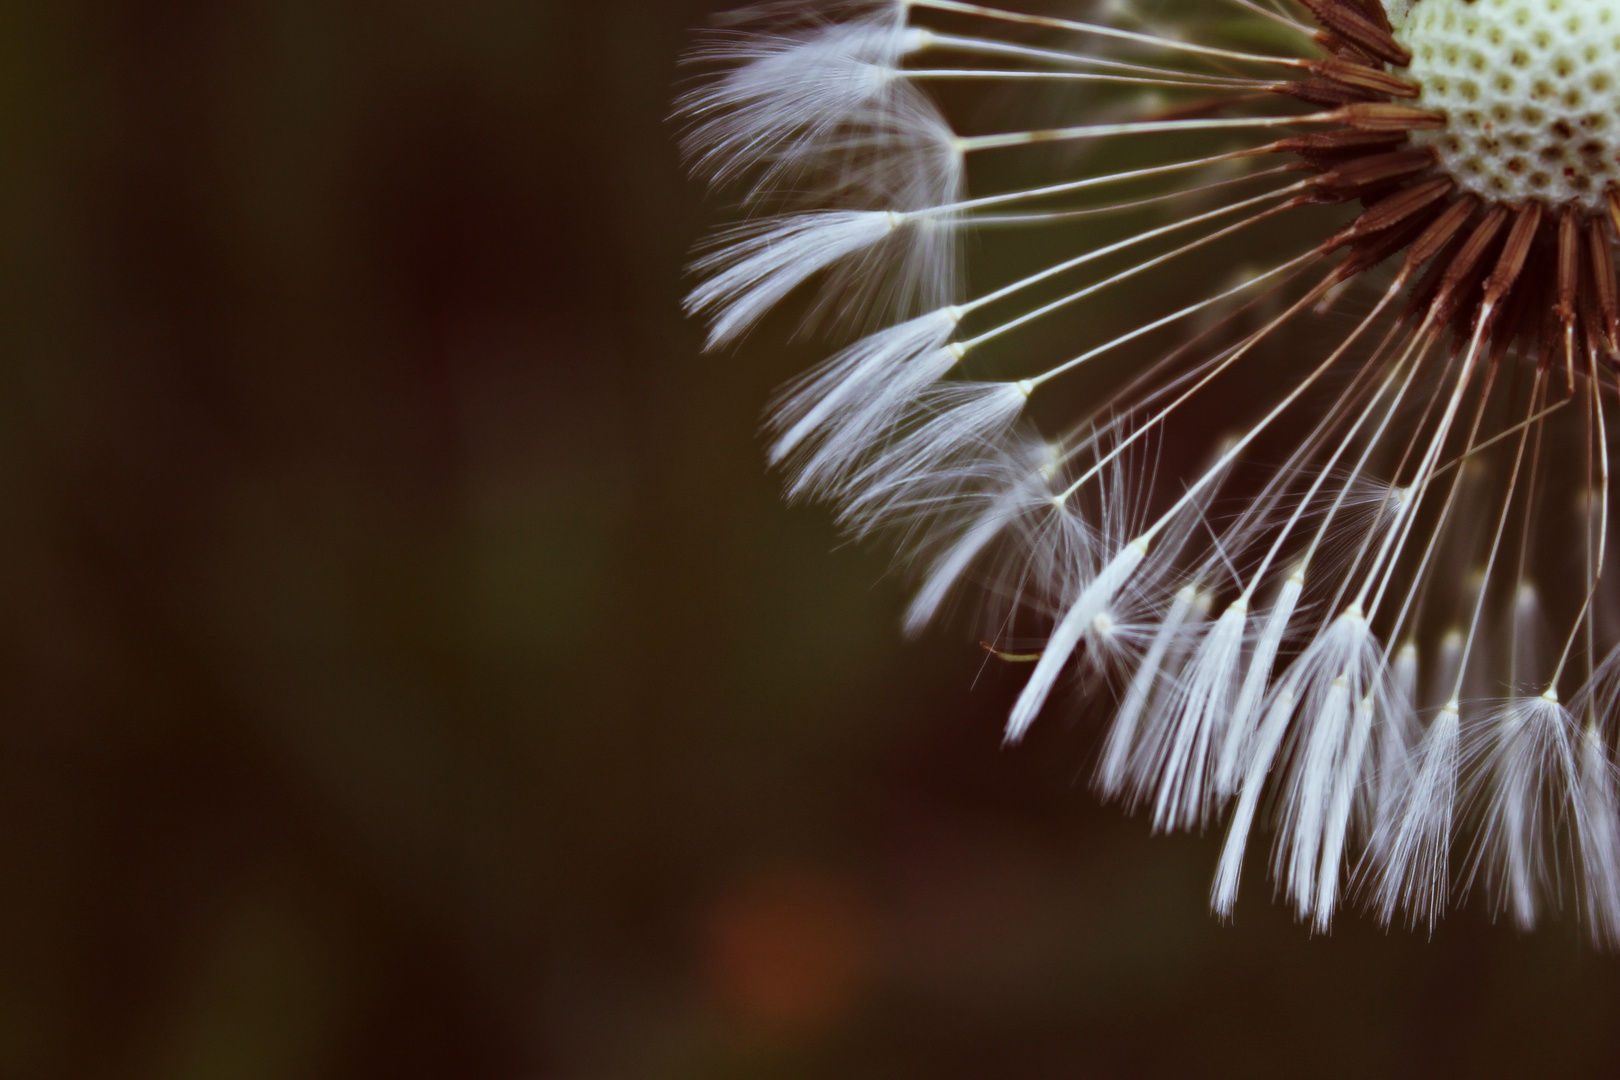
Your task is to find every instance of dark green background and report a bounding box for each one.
[0,1,1614,1076]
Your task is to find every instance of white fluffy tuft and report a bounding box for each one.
[1370,707,1461,933]
[1008,540,1149,744]
[687,210,902,350]
[679,10,921,193]
[1133,596,1249,832]
[1266,608,1389,929]
[1097,585,1206,800]
[1577,726,1620,948]
[767,308,960,494]
[839,381,1031,521]
[1462,696,1580,931]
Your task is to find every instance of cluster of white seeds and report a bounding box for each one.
[1390,0,1620,211]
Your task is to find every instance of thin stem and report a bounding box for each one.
[907,59,1270,89]
[1024,245,1317,389]
[1224,0,1314,33]
[1321,325,1449,622]
[956,163,1299,227]
[917,31,1277,82]
[1248,293,1419,598]
[1552,357,1611,687]
[967,197,1300,349]
[911,146,1269,218]
[955,111,1334,154]
[1448,366,1541,705]
[912,0,1313,68]
[1511,370,1551,691]
[1360,306,1497,621]
[1055,262,1359,526]
[960,180,1308,320]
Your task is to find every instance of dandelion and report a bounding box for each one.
[681,0,1620,939]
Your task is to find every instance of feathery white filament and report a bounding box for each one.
[1098,585,1200,798]
[1138,597,1248,832]
[769,309,958,468]
[1213,684,1298,918]
[1269,607,1386,925]
[680,12,925,192]
[688,211,904,349]
[1215,572,1302,796]
[1464,696,1580,930]
[1008,540,1147,744]
[902,474,1045,636]
[1373,706,1460,932]
[1578,725,1620,947]
[911,0,1313,69]
[841,380,1032,518]
[1367,641,1421,863]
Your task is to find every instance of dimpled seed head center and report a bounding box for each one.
[1385,0,1620,212]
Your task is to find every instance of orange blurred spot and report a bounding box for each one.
[702,865,871,1041]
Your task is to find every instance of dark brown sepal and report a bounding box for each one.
[1533,297,1564,373]
[1579,258,1619,363]
[1313,31,1378,67]
[1300,0,1413,67]
[1331,177,1454,247]
[1341,0,1397,35]
[1312,149,1436,198]
[1491,230,1553,363]
[1482,202,1542,307]
[1273,129,1409,164]
[1280,80,1377,107]
[1589,216,1620,355]
[1307,58,1420,99]
[1432,203,1509,325]
[1333,102,1447,131]
[1555,208,1581,329]
[1404,194,1479,272]
[1341,202,1447,277]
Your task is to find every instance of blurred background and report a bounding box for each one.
[0,1,1617,1077]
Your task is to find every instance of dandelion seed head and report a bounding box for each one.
[682,0,1620,941]
[1393,0,1620,212]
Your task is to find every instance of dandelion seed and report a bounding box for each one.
[1364,639,1421,861]
[1462,693,1580,930]
[689,210,907,349]
[768,307,962,495]
[1097,583,1204,800]
[1373,702,1460,932]
[683,0,1620,938]
[1576,722,1620,947]
[1267,605,1387,927]
[679,9,931,195]
[1009,538,1150,745]
[843,378,1032,516]
[1135,593,1248,833]
[900,438,1073,636]
[1214,580,1298,791]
